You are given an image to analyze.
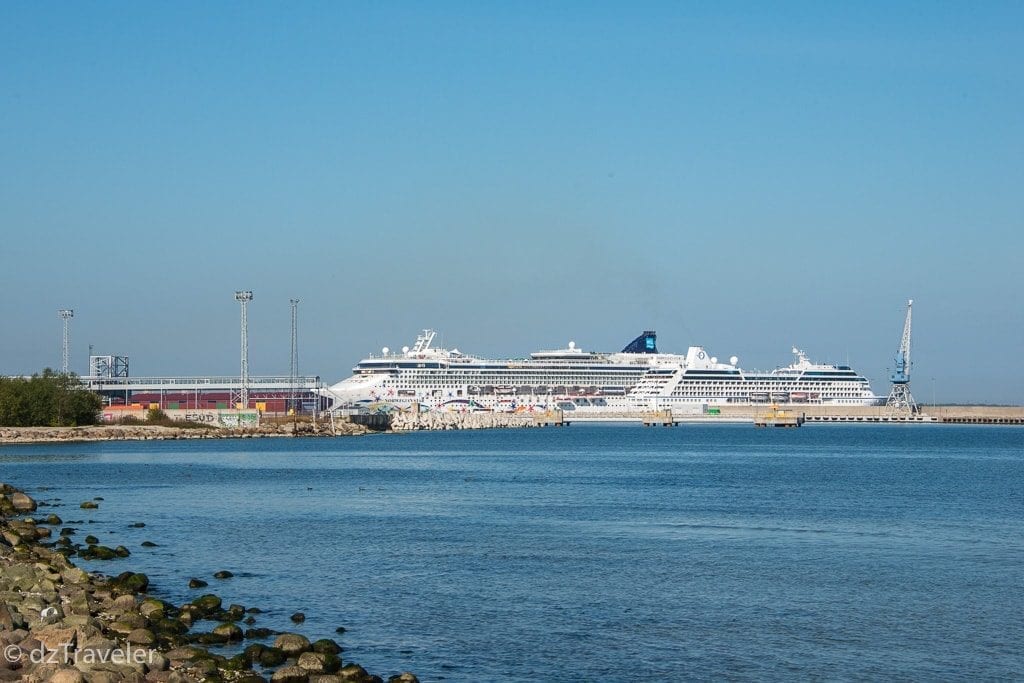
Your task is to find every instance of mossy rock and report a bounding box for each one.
[312,639,342,655]
[153,617,189,637]
[188,577,209,589]
[212,622,244,642]
[84,534,99,545]
[297,651,341,674]
[191,593,223,614]
[244,627,278,639]
[223,603,246,621]
[82,544,118,560]
[139,598,167,619]
[338,664,371,682]
[110,571,150,594]
[193,631,230,645]
[257,646,286,667]
[242,643,267,660]
[80,501,99,509]
[222,651,253,671]
[114,545,131,557]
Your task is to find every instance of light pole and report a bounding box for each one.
[235,291,253,408]
[58,309,74,374]
[289,298,299,416]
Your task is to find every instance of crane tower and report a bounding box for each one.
[886,299,918,414]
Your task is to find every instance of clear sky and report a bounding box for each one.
[2,2,1022,404]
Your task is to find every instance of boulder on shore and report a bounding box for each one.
[274,632,312,656]
[12,492,37,512]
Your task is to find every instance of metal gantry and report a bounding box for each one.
[58,309,74,374]
[886,299,918,414]
[89,355,130,378]
[235,291,253,408]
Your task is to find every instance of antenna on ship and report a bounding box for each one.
[886,299,918,415]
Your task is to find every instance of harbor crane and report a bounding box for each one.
[886,299,918,414]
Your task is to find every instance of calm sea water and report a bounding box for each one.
[2,425,1022,681]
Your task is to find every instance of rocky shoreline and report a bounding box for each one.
[0,483,417,683]
[0,421,370,445]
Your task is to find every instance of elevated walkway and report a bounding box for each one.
[83,375,322,393]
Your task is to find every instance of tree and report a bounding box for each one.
[0,370,102,427]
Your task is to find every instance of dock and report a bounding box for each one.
[533,410,567,427]
[754,406,804,428]
[642,410,677,427]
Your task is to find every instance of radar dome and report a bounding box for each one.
[710,357,718,364]
[568,341,576,349]
[730,356,738,365]
[382,347,389,355]
[402,346,409,354]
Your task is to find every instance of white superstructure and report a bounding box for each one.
[326,330,884,412]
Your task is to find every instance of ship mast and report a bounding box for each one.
[886,299,917,414]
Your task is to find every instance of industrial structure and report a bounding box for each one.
[83,370,326,414]
[58,309,73,374]
[886,299,918,414]
[289,298,299,415]
[79,290,326,416]
[234,290,253,408]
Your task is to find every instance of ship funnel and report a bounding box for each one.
[622,331,658,354]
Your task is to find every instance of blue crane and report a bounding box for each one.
[886,299,918,413]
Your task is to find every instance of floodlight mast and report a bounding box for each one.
[58,309,74,374]
[235,291,253,408]
[289,299,299,415]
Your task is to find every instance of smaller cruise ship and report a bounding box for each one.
[326,330,885,412]
[627,347,883,409]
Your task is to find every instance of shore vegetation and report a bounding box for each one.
[0,369,101,427]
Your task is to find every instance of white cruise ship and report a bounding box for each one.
[326,330,885,412]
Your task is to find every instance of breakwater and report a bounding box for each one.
[0,420,369,445]
[388,411,536,431]
[0,482,418,683]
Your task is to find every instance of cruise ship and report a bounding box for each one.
[326,330,885,412]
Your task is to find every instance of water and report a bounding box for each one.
[2,425,1022,680]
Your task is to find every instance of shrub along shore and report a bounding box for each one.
[0,483,417,683]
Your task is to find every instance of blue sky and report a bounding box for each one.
[2,2,1021,403]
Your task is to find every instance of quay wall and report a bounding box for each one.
[389,405,1024,431]
[715,404,1024,424]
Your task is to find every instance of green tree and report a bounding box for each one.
[0,370,101,427]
